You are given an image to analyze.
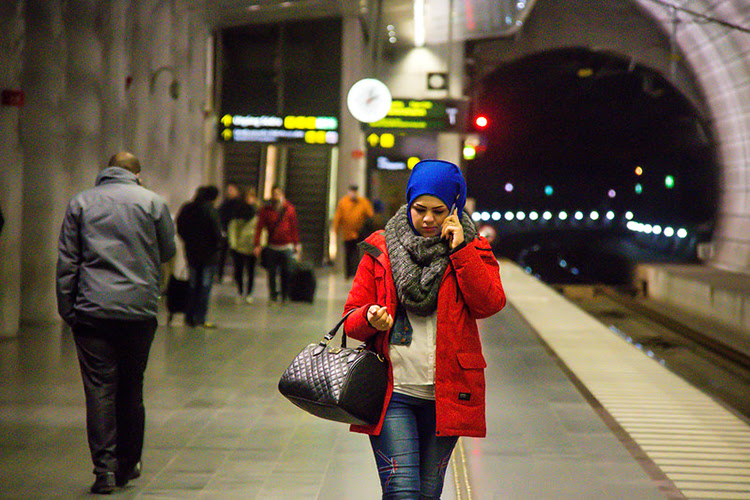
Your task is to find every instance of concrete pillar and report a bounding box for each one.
[100,0,128,157]
[21,0,67,326]
[337,15,369,201]
[62,0,104,196]
[0,1,25,337]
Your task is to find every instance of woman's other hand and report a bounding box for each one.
[367,305,394,331]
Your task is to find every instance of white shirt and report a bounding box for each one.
[389,310,437,400]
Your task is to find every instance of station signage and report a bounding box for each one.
[219,113,339,144]
[363,99,467,132]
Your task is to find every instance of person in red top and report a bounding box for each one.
[253,185,300,302]
[342,159,506,499]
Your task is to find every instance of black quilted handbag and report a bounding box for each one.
[278,310,388,425]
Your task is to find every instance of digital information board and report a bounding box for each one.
[363,99,468,132]
[219,113,339,144]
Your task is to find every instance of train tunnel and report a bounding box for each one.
[465,47,719,285]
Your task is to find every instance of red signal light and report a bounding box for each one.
[474,115,489,129]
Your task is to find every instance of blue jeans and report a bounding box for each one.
[265,248,293,301]
[186,264,215,326]
[369,392,458,499]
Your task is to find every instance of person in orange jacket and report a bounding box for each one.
[342,159,506,499]
[333,185,374,278]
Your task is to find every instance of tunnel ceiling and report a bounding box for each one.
[477,47,708,165]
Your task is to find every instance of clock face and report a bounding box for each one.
[347,78,392,123]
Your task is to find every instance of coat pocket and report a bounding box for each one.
[454,352,487,406]
[456,352,487,369]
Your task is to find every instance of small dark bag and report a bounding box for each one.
[278,310,388,425]
[260,247,274,269]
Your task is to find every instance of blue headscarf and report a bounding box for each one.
[406,159,467,232]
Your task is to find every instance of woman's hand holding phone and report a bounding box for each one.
[441,207,464,250]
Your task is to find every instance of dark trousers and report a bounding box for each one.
[73,317,157,476]
[231,250,257,296]
[216,236,229,280]
[266,248,293,301]
[186,264,216,326]
[344,239,361,278]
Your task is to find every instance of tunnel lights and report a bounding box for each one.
[626,221,688,240]
[471,212,481,222]
[516,211,526,221]
[606,211,615,221]
[625,211,634,220]
[542,211,552,220]
[590,211,600,221]
[492,211,501,221]
[529,211,539,221]
[504,211,514,221]
[574,211,584,221]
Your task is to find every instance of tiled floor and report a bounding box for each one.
[0,266,667,499]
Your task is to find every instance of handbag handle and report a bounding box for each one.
[314,309,356,354]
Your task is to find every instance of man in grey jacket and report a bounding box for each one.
[57,151,176,494]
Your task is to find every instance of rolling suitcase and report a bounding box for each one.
[166,274,189,322]
[289,261,316,303]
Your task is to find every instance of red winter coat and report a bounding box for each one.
[343,230,506,437]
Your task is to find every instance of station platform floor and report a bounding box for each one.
[1,260,748,499]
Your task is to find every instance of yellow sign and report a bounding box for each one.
[366,133,395,148]
[221,114,233,127]
[222,129,233,140]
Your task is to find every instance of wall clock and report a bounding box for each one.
[346,78,392,123]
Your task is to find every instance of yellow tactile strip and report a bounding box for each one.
[502,262,750,500]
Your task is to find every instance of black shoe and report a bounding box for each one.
[116,461,141,487]
[91,472,116,494]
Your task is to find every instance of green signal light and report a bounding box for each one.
[665,175,675,189]
[635,183,643,195]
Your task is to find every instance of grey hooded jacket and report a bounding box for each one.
[56,167,176,324]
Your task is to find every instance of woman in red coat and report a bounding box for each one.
[343,159,506,499]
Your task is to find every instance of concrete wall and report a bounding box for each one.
[632,0,750,274]
[0,0,212,336]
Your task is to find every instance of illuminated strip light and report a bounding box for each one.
[414,0,425,47]
[626,220,688,239]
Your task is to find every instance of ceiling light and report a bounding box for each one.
[414,0,425,47]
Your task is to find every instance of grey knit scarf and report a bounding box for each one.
[385,204,478,316]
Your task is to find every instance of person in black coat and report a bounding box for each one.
[176,186,222,327]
